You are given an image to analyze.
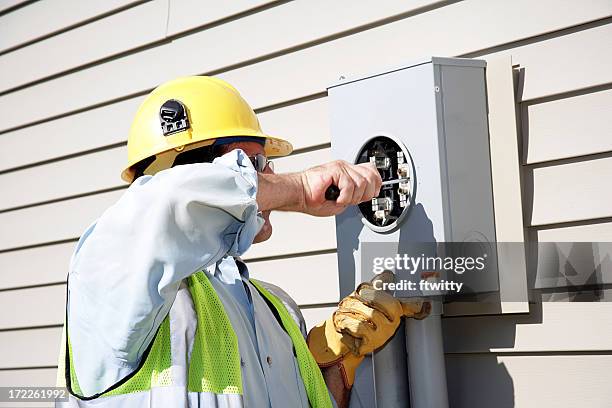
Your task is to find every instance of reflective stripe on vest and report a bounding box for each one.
[58,271,332,408]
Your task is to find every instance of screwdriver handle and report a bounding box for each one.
[325,185,340,201]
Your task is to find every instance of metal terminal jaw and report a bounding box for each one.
[396,152,412,207]
[398,181,411,195]
[369,153,391,170]
[397,152,410,178]
[372,197,393,222]
[399,182,411,207]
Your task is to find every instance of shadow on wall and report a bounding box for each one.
[400,203,517,408]
[402,203,518,407]
[445,354,515,408]
[441,303,559,407]
[335,205,363,298]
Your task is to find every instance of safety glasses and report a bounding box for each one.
[249,153,274,172]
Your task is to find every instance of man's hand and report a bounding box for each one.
[300,160,382,216]
[257,160,381,215]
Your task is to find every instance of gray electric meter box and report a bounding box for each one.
[328,57,499,300]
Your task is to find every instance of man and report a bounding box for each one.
[57,76,427,407]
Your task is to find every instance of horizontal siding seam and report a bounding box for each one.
[0,365,58,371]
[0,324,62,334]
[529,215,612,231]
[460,15,612,67]
[445,350,612,357]
[0,142,127,176]
[528,214,612,230]
[0,185,127,215]
[0,0,152,57]
[0,36,174,97]
[0,238,78,255]
[0,0,36,18]
[0,281,66,293]
[523,149,612,169]
[521,81,612,107]
[299,302,338,309]
[0,88,150,136]
[165,0,289,39]
[244,248,337,263]
[255,92,327,114]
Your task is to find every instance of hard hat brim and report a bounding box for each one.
[121,134,293,183]
[262,135,293,158]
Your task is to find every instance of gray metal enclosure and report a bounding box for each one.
[329,57,498,298]
[328,57,498,407]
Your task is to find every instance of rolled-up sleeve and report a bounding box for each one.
[67,149,262,395]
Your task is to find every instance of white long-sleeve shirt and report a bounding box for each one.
[65,149,332,407]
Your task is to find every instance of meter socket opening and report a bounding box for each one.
[355,135,415,233]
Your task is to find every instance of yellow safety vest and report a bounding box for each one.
[57,271,332,407]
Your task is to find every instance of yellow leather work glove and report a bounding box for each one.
[307,271,430,388]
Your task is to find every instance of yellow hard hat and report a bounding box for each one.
[121,76,293,182]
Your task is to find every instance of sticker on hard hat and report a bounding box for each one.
[160,99,190,136]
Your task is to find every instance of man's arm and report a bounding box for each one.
[322,363,352,408]
[257,160,382,215]
[68,149,265,395]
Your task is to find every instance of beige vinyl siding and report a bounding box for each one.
[0,0,611,406]
[523,89,612,164]
[0,0,144,54]
[443,303,612,354]
[446,354,612,408]
[0,1,32,15]
[0,0,169,93]
[0,327,63,369]
[0,284,66,330]
[0,367,57,386]
[0,367,59,408]
[0,242,74,290]
[535,221,612,242]
[528,156,612,226]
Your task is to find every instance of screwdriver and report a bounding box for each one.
[325,178,409,201]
